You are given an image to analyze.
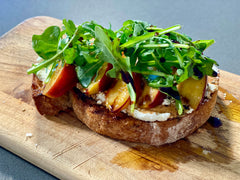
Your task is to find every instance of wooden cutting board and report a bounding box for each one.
[0,16,240,180]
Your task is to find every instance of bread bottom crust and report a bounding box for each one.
[32,74,72,116]
[71,88,217,146]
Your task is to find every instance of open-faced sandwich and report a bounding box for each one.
[28,19,219,146]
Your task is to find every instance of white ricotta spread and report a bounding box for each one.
[129,109,170,122]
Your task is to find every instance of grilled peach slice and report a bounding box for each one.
[138,85,166,108]
[43,61,78,98]
[106,80,130,112]
[105,72,144,112]
[178,76,207,109]
[85,63,113,95]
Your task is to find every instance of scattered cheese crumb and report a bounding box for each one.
[202,149,211,155]
[2,101,5,103]
[212,64,219,73]
[223,93,227,100]
[25,133,33,140]
[225,100,233,106]
[162,98,171,106]
[26,133,32,137]
[208,83,218,93]
[205,83,218,99]
[95,92,106,104]
[36,68,49,82]
[121,109,127,113]
[186,107,194,114]
[35,144,38,148]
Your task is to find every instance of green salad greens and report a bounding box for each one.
[27,19,218,114]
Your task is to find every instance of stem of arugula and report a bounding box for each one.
[146,27,195,47]
[120,25,181,48]
[141,43,189,49]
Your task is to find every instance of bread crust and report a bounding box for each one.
[32,74,72,116]
[71,87,217,146]
[32,75,218,146]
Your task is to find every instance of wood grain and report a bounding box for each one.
[0,16,240,180]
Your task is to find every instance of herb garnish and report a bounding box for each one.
[28,19,218,115]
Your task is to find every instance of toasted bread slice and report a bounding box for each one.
[32,75,218,146]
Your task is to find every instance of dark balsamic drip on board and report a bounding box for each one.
[207,116,222,128]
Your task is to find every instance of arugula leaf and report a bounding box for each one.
[75,60,104,88]
[63,47,77,64]
[193,39,215,52]
[62,19,76,37]
[148,75,174,88]
[82,21,101,36]
[177,60,193,83]
[95,26,130,77]
[116,20,149,44]
[133,23,145,37]
[32,26,60,59]
[81,51,99,64]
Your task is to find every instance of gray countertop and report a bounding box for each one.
[0,0,239,179]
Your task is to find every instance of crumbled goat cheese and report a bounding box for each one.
[25,133,33,140]
[205,84,211,99]
[26,133,32,137]
[225,100,232,105]
[130,109,170,122]
[205,83,218,99]
[96,92,106,104]
[202,149,211,155]
[36,68,49,82]
[186,107,194,114]
[212,64,219,74]
[162,98,171,106]
[223,93,227,100]
[208,83,218,93]
[121,109,127,113]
